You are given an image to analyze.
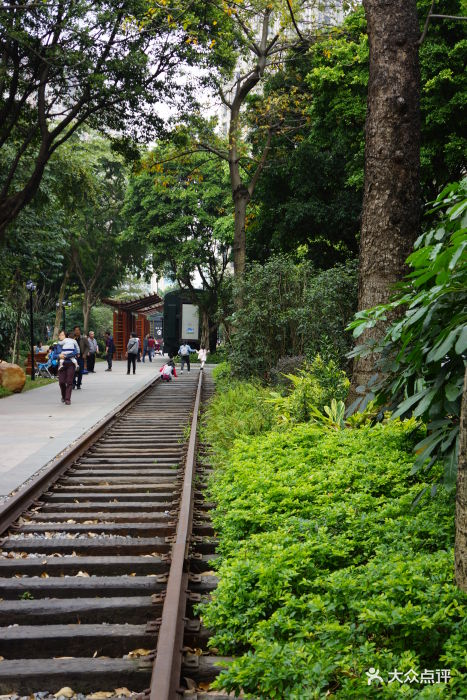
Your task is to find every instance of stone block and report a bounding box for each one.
[0,361,27,393]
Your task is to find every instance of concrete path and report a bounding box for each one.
[0,357,170,498]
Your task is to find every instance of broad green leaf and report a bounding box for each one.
[455,326,467,354]
[426,328,459,362]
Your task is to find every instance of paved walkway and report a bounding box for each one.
[0,357,169,497]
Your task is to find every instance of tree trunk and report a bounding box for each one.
[209,321,218,355]
[10,312,21,364]
[82,291,92,335]
[53,267,70,338]
[455,366,467,591]
[233,186,249,276]
[349,0,421,401]
[0,143,50,242]
[200,309,210,349]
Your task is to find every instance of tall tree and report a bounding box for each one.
[62,136,131,333]
[123,147,232,350]
[0,0,224,239]
[349,0,421,398]
[184,1,345,276]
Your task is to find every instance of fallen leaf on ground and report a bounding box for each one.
[40,572,49,578]
[53,687,74,698]
[87,692,113,700]
[198,682,211,691]
[126,648,153,658]
[114,688,132,697]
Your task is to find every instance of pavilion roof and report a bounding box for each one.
[102,293,163,314]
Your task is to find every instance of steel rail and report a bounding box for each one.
[0,375,160,536]
[149,371,203,700]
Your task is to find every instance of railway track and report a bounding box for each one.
[0,370,227,699]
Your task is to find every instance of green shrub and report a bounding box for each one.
[203,378,275,459]
[269,355,350,424]
[201,408,466,698]
[219,256,357,378]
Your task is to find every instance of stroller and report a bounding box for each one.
[36,352,58,379]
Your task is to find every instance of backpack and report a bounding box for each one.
[128,338,139,354]
[162,364,173,376]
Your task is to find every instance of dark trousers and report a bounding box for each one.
[106,352,113,369]
[87,353,96,372]
[127,354,137,373]
[142,349,153,362]
[73,357,85,388]
[180,355,190,371]
[59,363,75,402]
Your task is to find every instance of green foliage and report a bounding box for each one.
[249,1,467,264]
[349,179,467,488]
[123,146,232,342]
[222,256,357,378]
[200,389,465,697]
[203,380,275,460]
[268,355,349,424]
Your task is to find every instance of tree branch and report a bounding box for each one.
[285,0,305,42]
[418,0,436,45]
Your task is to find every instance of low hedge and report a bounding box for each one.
[200,383,466,698]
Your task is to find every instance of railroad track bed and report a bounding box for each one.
[0,372,231,700]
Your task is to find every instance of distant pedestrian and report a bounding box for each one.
[104,331,115,371]
[126,332,139,374]
[178,342,195,373]
[87,331,98,373]
[160,357,177,381]
[73,326,89,390]
[136,334,141,362]
[147,335,155,361]
[197,346,209,370]
[53,330,79,405]
[34,341,43,354]
[142,334,149,362]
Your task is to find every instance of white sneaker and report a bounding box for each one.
[180,370,183,374]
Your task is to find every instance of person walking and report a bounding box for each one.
[178,341,195,374]
[73,326,89,390]
[197,345,209,370]
[104,331,115,371]
[53,330,79,405]
[87,331,98,373]
[147,335,155,362]
[126,332,139,374]
[142,334,149,362]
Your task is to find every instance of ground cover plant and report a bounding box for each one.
[200,373,467,698]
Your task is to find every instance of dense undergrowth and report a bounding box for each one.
[200,364,467,698]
